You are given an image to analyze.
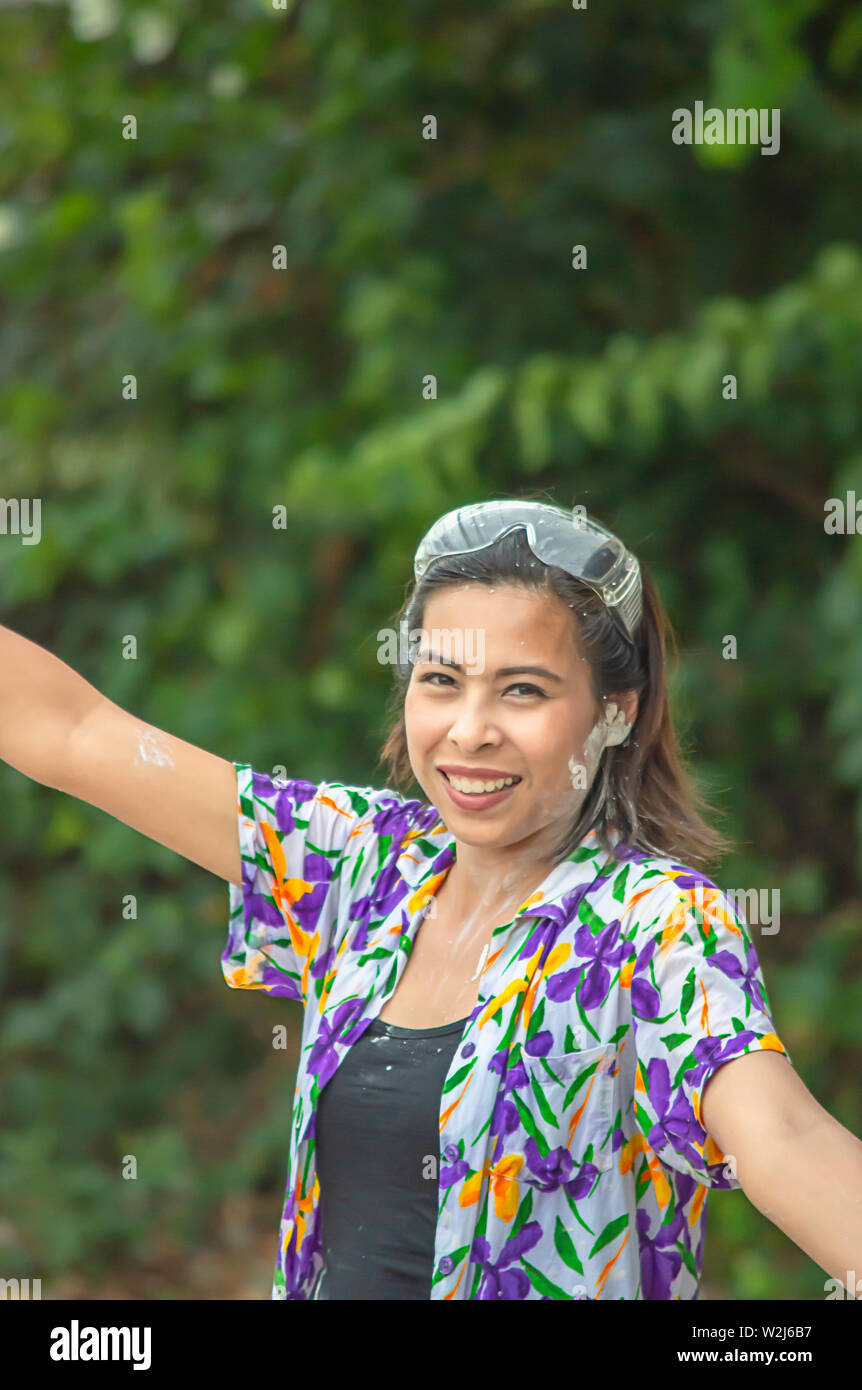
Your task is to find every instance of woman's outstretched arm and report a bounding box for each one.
[0,623,242,885]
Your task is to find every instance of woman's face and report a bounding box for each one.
[404,583,631,860]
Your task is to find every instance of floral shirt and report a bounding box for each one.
[222,762,791,1301]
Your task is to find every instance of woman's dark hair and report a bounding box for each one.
[375,508,735,874]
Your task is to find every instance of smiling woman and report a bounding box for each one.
[221,484,800,1297]
[218,496,810,1301]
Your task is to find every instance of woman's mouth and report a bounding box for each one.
[439,769,522,810]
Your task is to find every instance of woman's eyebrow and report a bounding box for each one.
[418,652,564,683]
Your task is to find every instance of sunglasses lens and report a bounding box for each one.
[581,539,621,583]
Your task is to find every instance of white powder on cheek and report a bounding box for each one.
[133,727,175,769]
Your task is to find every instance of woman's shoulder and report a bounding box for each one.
[596,833,730,935]
[234,760,443,843]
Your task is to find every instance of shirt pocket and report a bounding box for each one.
[518,1042,617,1173]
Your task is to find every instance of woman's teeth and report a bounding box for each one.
[443,772,521,793]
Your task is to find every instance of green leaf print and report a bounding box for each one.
[634,1099,653,1135]
[527,1070,558,1128]
[611,863,630,902]
[576,993,602,1044]
[414,837,445,857]
[350,845,365,887]
[577,898,607,935]
[589,1212,628,1258]
[635,1159,652,1200]
[553,1215,585,1274]
[442,1060,474,1093]
[431,1244,470,1285]
[521,1258,573,1299]
[526,995,545,1042]
[672,1049,699,1090]
[356,946,392,965]
[512,1090,550,1156]
[306,839,341,861]
[678,1242,698,1279]
[680,966,696,1023]
[565,1188,595,1236]
[511,1188,534,1239]
[561,1051,603,1108]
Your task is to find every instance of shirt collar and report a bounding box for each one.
[395,806,624,918]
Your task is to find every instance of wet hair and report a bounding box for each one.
[375,517,735,873]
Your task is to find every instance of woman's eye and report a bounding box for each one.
[418,673,546,698]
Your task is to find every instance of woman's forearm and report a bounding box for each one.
[0,623,104,788]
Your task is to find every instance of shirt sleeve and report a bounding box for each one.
[629,879,792,1190]
[222,761,410,1006]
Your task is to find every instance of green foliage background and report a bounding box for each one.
[1,0,861,1299]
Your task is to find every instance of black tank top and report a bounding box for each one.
[312,1013,471,1300]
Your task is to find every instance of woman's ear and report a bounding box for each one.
[606,691,638,726]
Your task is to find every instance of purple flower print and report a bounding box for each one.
[639,1057,707,1168]
[309,942,337,982]
[440,1142,470,1190]
[542,916,629,1011]
[571,917,630,1010]
[471,1225,543,1299]
[489,1054,533,1150]
[371,796,419,838]
[631,973,661,1022]
[251,773,316,832]
[639,1031,759,1177]
[637,1179,702,1299]
[242,844,333,940]
[637,1205,683,1299]
[521,1137,600,1201]
[669,867,717,893]
[708,942,767,1013]
[306,998,366,1089]
[610,841,651,866]
[279,1203,324,1301]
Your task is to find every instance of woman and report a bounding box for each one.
[1,497,858,1300]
